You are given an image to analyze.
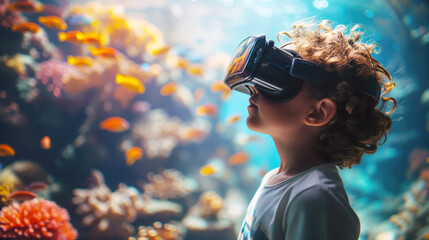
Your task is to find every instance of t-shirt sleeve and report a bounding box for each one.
[283,186,360,240]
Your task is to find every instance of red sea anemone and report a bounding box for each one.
[0,198,78,240]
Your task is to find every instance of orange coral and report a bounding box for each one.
[0,198,78,240]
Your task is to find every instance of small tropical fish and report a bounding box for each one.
[226,115,240,124]
[200,165,217,176]
[184,128,206,140]
[9,0,43,12]
[7,191,37,202]
[210,81,231,100]
[116,74,145,94]
[125,147,143,166]
[67,14,94,27]
[187,65,203,76]
[67,55,93,66]
[160,82,178,96]
[27,181,48,192]
[146,43,170,55]
[194,88,204,102]
[99,117,130,132]
[38,16,67,30]
[89,47,119,58]
[196,103,217,117]
[176,57,188,69]
[0,144,15,157]
[76,32,104,46]
[11,22,41,34]
[228,152,249,165]
[58,30,82,43]
[40,136,51,149]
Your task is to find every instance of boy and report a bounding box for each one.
[223,19,397,240]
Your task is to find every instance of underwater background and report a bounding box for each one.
[0,0,428,239]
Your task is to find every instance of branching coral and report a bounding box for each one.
[35,59,75,97]
[0,198,78,240]
[142,169,198,201]
[132,109,211,159]
[72,169,182,239]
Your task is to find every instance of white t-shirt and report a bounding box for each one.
[237,163,360,240]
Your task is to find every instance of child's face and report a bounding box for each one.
[246,82,318,140]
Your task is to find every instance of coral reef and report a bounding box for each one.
[0,182,12,209]
[35,59,75,97]
[182,191,235,240]
[142,169,198,200]
[129,221,184,240]
[132,109,211,159]
[0,160,49,190]
[72,169,182,239]
[0,198,78,240]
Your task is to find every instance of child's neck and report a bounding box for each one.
[272,136,328,177]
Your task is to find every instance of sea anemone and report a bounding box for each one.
[0,198,78,240]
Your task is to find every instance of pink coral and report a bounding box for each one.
[35,60,75,97]
[0,198,78,240]
[0,0,24,29]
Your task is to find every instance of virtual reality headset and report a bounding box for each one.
[223,35,381,104]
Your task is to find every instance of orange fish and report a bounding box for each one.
[196,103,217,117]
[7,191,37,202]
[200,165,217,176]
[160,82,178,96]
[125,147,143,166]
[27,181,48,192]
[9,0,44,12]
[176,57,188,69]
[89,46,119,59]
[147,44,170,55]
[38,16,67,30]
[184,128,206,140]
[76,32,103,45]
[116,74,145,94]
[58,30,82,44]
[67,55,93,66]
[100,117,130,132]
[210,81,231,100]
[226,115,240,124]
[187,65,203,76]
[228,152,249,165]
[40,136,51,149]
[259,168,267,177]
[0,144,15,157]
[11,22,41,34]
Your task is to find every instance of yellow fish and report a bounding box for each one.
[0,144,15,157]
[38,16,67,30]
[116,74,145,94]
[187,65,203,76]
[226,115,240,124]
[196,103,217,117]
[58,31,82,44]
[12,22,41,34]
[76,32,102,45]
[125,147,143,166]
[228,152,249,166]
[146,43,170,55]
[67,55,93,66]
[160,82,178,96]
[89,46,119,59]
[200,165,217,176]
[184,128,206,140]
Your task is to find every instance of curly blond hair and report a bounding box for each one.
[278,19,397,169]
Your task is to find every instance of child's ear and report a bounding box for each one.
[304,98,337,127]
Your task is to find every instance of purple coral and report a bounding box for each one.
[35,59,75,97]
